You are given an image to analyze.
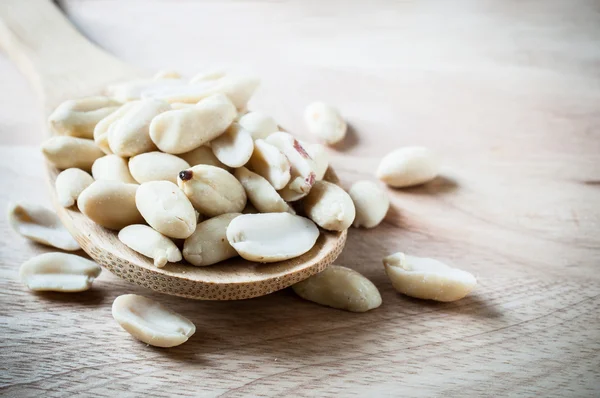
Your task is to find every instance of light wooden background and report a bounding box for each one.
[1,0,599,396]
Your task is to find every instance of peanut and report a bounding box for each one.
[348,180,389,228]
[112,294,195,347]
[183,213,240,266]
[135,181,196,239]
[20,253,101,292]
[149,94,236,154]
[383,252,477,302]
[303,181,355,231]
[226,213,319,262]
[292,265,381,312]
[376,146,439,188]
[177,165,246,217]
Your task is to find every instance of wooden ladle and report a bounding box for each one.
[0,0,346,300]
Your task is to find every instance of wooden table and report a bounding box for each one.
[1,1,599,396]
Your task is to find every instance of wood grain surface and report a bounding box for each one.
[1,0,599,396]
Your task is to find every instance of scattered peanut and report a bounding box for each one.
[183,213,240,266]
[78,180,144,230]
[48,96,119,139]
[376,146,439,188]
[142,75,259,109]
[248,139,291,190]
[237,111,278,140]
[383,252,477,302]
[41,136,105,171]
[234,167,294,214]
[108,98,169,157]
[303,181,355,231]
[177,165,246,217]
[20,253,101,292]
[118,224,182,267]
[226,213,319,262]
[211,123,254,168]
[128,151,190,184]
[8,201,80,251]
[266,132,317,201]
[348,180,389,228]
[292,265,381,312]
[55,168,94,208]
[304,102,347,145]
[112,294,195,347]
[93,101,137,154]
[91,154,137,183]
[135,181,196,239]
[149,93,236,154]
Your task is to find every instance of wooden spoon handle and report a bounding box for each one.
[0,0,139,112]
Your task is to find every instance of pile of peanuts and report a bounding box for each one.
[9,70,477,348]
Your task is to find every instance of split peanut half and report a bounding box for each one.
[112,294,196,348]
[8,202,80,251]
[226,213,319,263]
[20,253,101,292]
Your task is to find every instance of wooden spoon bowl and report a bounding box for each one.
[0,0,346,300]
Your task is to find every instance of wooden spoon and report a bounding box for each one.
[0,0,346,300]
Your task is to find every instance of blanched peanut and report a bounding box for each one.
[91,154,137,183]
[78,180,143,230]
[48,96,119,139]
[170,103,197,110]
[211,123,254,168]
[189,69,227,84]
[303,181,355,231]
[376,146,440,188]
[94,102,137,154]
[248,139,291,190]
[177,165,246,217]
[41,136,104,171]
[226,213,319,262]
[149,94,236,154]
[135,181,196,239]
[20,253,101,292]
[304,102,347,145]
[292,265,381,312]
[266,132,317,201]
[108,99,169,157]
[304,142,329,181]
[237,111,278,140]
[383,252,477,302]
[348,180,389,228]
[234,167,293,214]
[183,213,240,266]
[178,145,230,170]
[118,224,182,267]
[112,294,195,348]
[142,75,259,109]
[153,70,181,80]
[106,78,187,103]
[55,168,94,207]
[129,152,190,184]
[8,201,80,251]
